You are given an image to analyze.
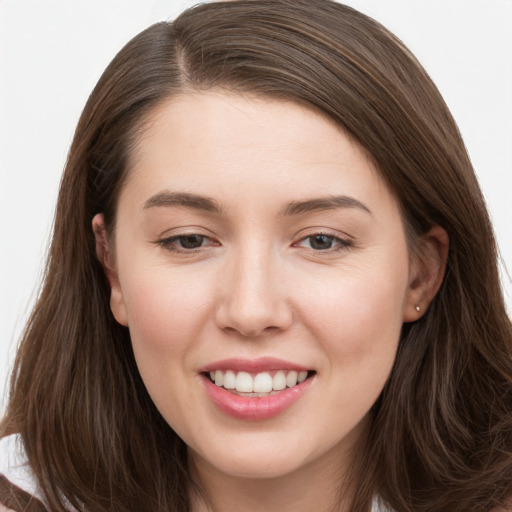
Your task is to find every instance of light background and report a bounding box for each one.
[1,0,511,412]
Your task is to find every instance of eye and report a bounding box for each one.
[156,233,217,252]
[295,233,352,252]
[174,234,207,249]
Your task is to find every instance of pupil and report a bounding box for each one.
[180,235,204,249]
[310,235,332,250]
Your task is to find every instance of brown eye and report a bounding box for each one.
[309,235,335,250]
[157,233,214,253]
[294,232,352,252]
[178,234,206,249]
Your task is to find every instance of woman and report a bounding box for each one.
[1,1,511,511]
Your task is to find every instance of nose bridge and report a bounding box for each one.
[216,239,291,337]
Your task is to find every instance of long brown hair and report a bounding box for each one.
[2,1,511,511]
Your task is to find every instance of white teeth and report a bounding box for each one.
[235,371,253,392]
[254,372,273,393]
[223,370,236,389]
[286,370,298,387]
[209,369,311,393]
[273,371,286,391]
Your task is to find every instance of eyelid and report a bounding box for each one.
[153,227,353,254]
[154,228,220,253]
[292,228,354,252]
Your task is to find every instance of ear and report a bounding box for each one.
[403,225,449,322]
[92,213,128,326]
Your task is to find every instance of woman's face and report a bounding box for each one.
[105,92,416,480]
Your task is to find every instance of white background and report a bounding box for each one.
[1,0,511,412]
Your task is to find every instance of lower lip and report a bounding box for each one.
[202,374,314,420]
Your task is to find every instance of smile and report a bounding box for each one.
[208,369,310,396]
[200,358,316,420]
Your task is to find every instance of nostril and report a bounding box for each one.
[215,286,294,337]
[221,324,281,339]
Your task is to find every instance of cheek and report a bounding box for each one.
[302,268,407,425]
[297,253,409,367]
[117,266,215,424]
[119,265,212,358]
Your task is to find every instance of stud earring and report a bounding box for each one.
[415,305,421,312]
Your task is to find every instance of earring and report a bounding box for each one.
[415,305,421,312]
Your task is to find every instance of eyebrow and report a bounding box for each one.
[143,191,371,216]
[280,195,372,216]
[144,192,222,213]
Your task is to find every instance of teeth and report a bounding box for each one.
[286,370,298,387]
[223,370,236,389]
[273,371,286,391]
[208,369,310,393]
[235,371,253,392]
[254,372,273,393]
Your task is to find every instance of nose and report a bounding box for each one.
[215,245,293,338]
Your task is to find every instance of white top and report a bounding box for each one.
[0,433,47,510]
[1,434,390,511]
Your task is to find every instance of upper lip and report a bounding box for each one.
[198,357,311,374]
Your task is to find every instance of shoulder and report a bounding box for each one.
[372,496,395,512]
[0,434,48,511]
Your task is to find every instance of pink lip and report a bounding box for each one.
[198,357,310,374]
[199,358,315,421]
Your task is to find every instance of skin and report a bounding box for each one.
[94,92,448,512]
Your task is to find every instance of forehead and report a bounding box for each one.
[122,91,396,217]
[133,91,355,158]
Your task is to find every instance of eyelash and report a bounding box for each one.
[156,234,216,253]
[293,232,353,252]
[156,231,352,254]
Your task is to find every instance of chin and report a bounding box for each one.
[187,421,362,483]
[192,447,310,480]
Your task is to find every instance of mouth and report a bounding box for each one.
[199,358,316,420]
[205,369,314,397]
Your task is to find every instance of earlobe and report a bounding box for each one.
[404,225,449,322]
[92,213,129,326]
